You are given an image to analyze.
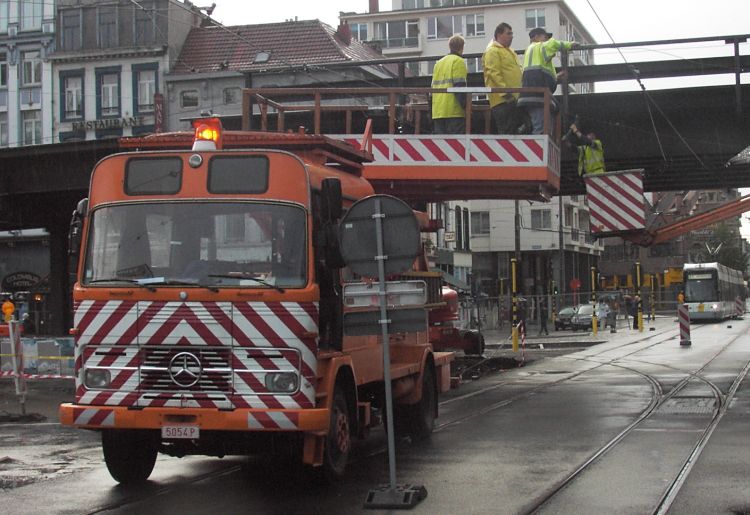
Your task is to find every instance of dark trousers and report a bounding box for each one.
[491,102,519,134]
[433,117,465,135]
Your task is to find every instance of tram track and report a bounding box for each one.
[520,325,750,514]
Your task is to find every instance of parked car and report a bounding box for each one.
[555,305,578,330]
[571,304,594,331]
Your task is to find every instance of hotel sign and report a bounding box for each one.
[72,116,145,132]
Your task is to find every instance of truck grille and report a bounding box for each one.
[140,346,232,393]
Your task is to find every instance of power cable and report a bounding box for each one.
[584,0,709,170]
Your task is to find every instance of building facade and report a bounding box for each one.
[49,0,206,143]
[0,0,55,147]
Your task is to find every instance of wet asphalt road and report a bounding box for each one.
[2,315,750,514]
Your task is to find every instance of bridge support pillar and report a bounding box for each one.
[47,220,72,336]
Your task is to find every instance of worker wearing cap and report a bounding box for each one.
[482,22,522,134]
[518,27,579,134]
[431,34,468,134]
[569,122,606,175]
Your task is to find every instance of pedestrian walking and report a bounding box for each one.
[432,35,468,134]
[538,298,549,335]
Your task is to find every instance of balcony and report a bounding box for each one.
[370,37,421,55]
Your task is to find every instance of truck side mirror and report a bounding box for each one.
[321,178,342,223]
[68,198,88,278]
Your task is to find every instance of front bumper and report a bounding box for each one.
[59,403,329,432]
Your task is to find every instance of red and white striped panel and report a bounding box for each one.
[247,411,300,430]
[337,135,549,167]
[584,171,646,233]
[73,407,115,427]
[73,301,318,411]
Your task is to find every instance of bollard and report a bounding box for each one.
[736,296,744,318]
[678,303,691,346]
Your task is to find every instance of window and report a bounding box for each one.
[531,209,551,230]
[0,52,6,87]
[21,51,41,85]
[64,75,83,119]
[180,90,198,108]
[125,158,182,195]
[0,113,7,146]
[99,6,118,48]
[525,8,546,30]
[137,69,155,112]
[20,0,42,30]
[22,110,41,145]
[222,87,240,105]
[373,19,418,48]
[471,211,490,235]
[466,57,483,73]
[60,9,81,51]
[0,1,8,33]
[134,0,156,45]
[427,14,484,39]
[100,73,119,116]
[351,23,367,41]
[209,156,269,194]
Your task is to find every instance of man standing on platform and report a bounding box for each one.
[482,23,522,134]
[431,35,468,134]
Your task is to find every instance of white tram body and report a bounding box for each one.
[683,262,745,321]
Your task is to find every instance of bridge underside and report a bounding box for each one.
[560,84,750,195]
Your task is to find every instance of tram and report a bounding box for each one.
[683,262,746,320]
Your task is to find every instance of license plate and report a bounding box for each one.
[162,425,199,439]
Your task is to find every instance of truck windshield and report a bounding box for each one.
[83,201,307,289]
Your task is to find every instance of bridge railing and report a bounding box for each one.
[241,86,561,139]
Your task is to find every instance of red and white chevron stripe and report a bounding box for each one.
[584,170,646,233]
[73,407,115,427]
[247,411,300,430]
[73,301,318,410]
[338,135,551,167]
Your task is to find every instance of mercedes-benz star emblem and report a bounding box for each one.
[168,352,202,388]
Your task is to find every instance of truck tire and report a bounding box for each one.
[102,429,158,484]
[404,364,437,441]
[322,387,351,481]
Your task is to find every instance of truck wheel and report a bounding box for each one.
[474,334,485,356]
[322,387,351,481]
[102,429,158,484]
[405,365,437,441]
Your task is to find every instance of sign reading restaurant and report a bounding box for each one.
[72,116,145,132]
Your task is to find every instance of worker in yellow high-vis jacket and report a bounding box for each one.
[431,34,468,134]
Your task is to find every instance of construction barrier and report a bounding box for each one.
[678,303,691,346]
[1,336,75,379]
[736,297,745,318]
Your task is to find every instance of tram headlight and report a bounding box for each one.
[265,372,298,393]
[84,369,111,389]
[712,303,719,310]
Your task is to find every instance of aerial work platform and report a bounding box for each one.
[242,87,562,203]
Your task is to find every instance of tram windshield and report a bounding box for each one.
[684,273,716,302]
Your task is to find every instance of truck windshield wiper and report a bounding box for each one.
[87,277,219,292]
[208,273,285,293]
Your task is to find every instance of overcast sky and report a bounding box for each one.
[210,0,750,236]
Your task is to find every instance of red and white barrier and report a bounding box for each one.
[736,297,745,318]
[678,304,691,346]
[1,370,74,380]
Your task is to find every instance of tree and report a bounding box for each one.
[696,223,749,273]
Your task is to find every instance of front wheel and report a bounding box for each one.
[102,429,158,484]
[322,386,352,481]
[398,365,437,441]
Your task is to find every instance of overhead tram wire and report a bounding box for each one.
[584,0,710,171]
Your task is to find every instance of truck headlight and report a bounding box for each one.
[84,369,111,389]
[265,372,298,393]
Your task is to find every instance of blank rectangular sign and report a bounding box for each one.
[343,308,427,336]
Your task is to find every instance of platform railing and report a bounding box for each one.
[242,87,561,139]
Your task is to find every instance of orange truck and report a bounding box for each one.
[59,118,453,484]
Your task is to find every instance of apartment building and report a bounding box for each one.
[0,0,55,147]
